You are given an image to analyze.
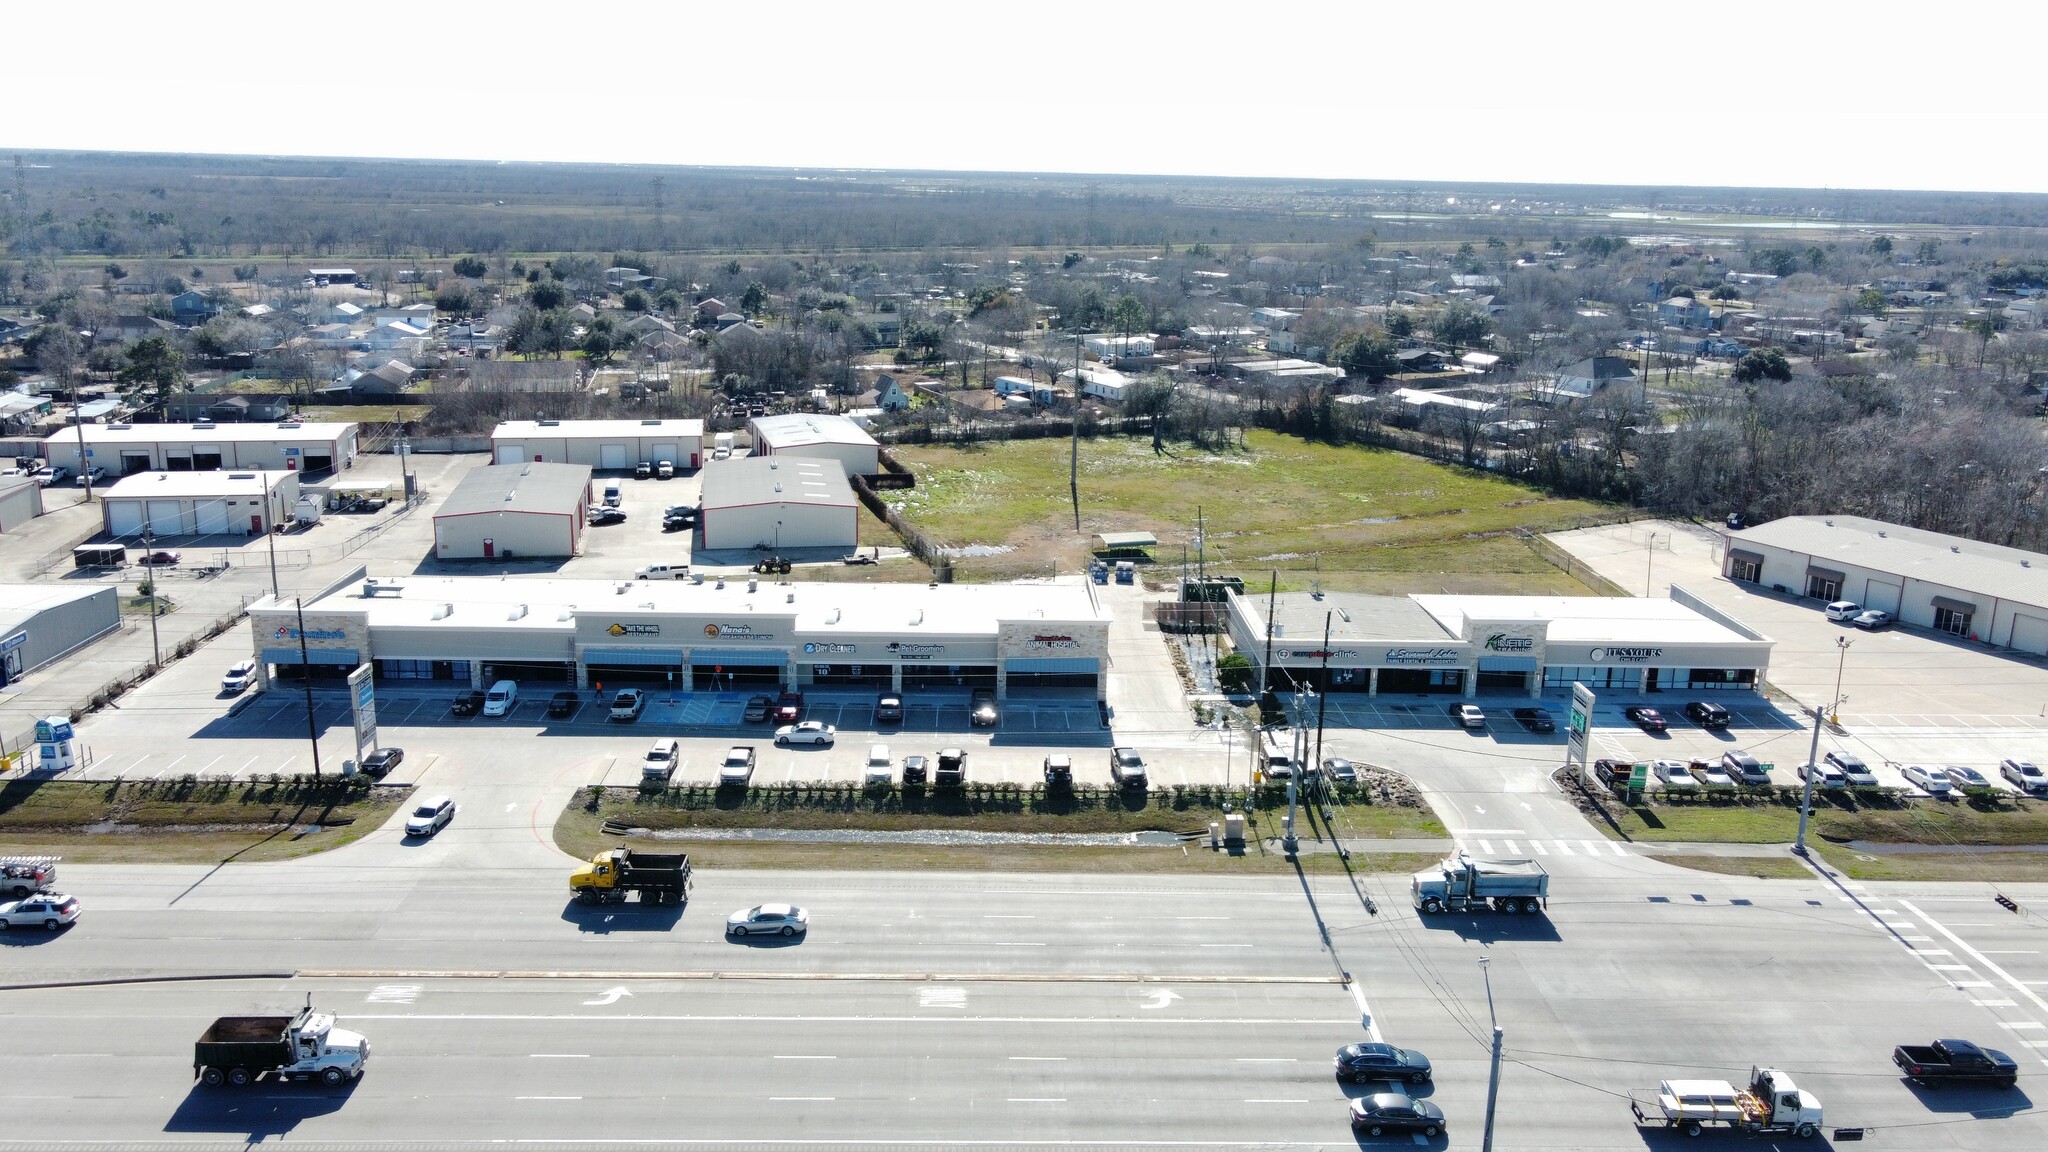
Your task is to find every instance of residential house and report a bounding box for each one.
[306,267,359,285]
[1083,333,1155,361]
[715,312,746,331]
[330,301,366,324]
[1550,356,1637,399]
[2003,298,2046,329]
[94,315,177,345]
[1395,348,1445,373]
[875,374,912,412]
[466,359,580,393]
[623,314,677,338]
[0,316,37,345]
[1657,296,1714,331]
[164,393,292,423]
[1459,351,1502,375]
[634,330,690,361]
[853,312,901,348]
[0,393,54,435]
[169,290,221,325]
[694,298,729,323]
[361,320,431,358]
[605,267,666,292]
[1450,274,1503,293]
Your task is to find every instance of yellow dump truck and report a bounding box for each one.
[569,848,692,905]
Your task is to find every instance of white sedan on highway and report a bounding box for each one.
[727,903,808,938]
[774,721,836,747]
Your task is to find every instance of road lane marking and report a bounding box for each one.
[1610,840,1628,856]
[1927,964,1973,971]
[515,1096,582,1100]
[1477,840,1492,854]
[1910,949,1954,956]
[530,1054,589,1058]
[1530,841,1547,855]
[2000,1022,2047,1030]
[1234,1058,1296,1062]
[1243,1098,1307,1103]
[770,1097,836,1101]
[983,915,1035,919]
[1974,1000,2018,1007]
[991,942,1046,947]
[1009,1056,1066,1061]
[1982,950,2042,955]
[1200,944,1253,948]
[351,1012,1361,1025]
[1902,898,2048,1020]
[774,1055,836,1060]
[1580,840,1601,855]
[1553,841,1573,855]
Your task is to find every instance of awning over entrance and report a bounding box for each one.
[1805,566,1845,583]
[1931,595,1977,614]
[690,648,787,666]
[583,647,684,666]
[1004,657,1101,673]
[1477,656,1538,672]
[1728,549,1765,566]
[262,646,361,666]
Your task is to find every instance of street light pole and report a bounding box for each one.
[1480,954,1502,1152]
[1795,635,1853,857]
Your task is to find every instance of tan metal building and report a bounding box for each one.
[490,418,706,472]
[433,462,591,560]
[699,457,857,552]
[99,469,300,539]
[41,421,359,476]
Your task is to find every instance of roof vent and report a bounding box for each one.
[2024,560,2033,568]
[1825,519,1834,527]
[431,603,453,620]
[826,608,840,623]
[277,422,301,429]
[617,582,631,594]
[538,419,560,427]
[194,421,216,430]
[774,482,782,492]
[1952,545,1962,553]
[641,418,662,426]
[508,603,527,620]
[787,592,796,604]
[1878,531,1887,537]
[748,576,758,593]
[911,609,924,625]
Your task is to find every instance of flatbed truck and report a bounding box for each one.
[1630,1066,1822,1139]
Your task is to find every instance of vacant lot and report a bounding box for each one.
[889,430,1619,589]
[0,775,406,864]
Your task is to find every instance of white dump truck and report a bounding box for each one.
[194,998,371,1088]
[1411,852,1549,914]
[1630,1066,1823,1139]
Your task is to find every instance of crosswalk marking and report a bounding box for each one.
[1581,840,1601,855]
[1999,1021,2046,1030]
[1554,841,1574,855]
[367,984,421,1004]
[1503,840,1517,855]
[1478,840,1493,854]
[1530,840,1547,855]
[1973,999,2017,1007]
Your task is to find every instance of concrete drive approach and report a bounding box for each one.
[6,860,2048,1149]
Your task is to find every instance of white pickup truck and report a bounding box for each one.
[2,856,60,899]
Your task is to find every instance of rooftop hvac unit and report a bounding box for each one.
[641,418,662,425]
[538,419,560,426]
[508,604,528,621]
[431,603,453,620]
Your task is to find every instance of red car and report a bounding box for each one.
[773,692,804,723]
[1623,706,1667,733]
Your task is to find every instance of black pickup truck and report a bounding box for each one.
[1893,1039,2019,1088]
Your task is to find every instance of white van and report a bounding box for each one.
[602,480,622,507]
[482,680,518,717]
[1258,732,1296,780]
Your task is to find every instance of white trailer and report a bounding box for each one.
[1631,1067,1823,1139]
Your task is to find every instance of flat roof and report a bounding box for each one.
[42,421,357,446]
[1094,532,1158,549]
[1412,594,1754,646]
[1242,592,1459,645]
[0,583,112,634]
[490,418,705,441]
[281,574,1106,638]
[436,462,591,517]
[749,412,878,450]
[701,456,854,509]
[1732,515,2048,608]
[101,470,292,499]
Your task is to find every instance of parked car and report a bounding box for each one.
[360,747,404,778]
[727,903,807,938]
[74,466,106,486]
[547,691,580,718]
[842,552,877,565]
[1853,609,1895,630]
[143,549,182,566]
[404,795,454,837]
[1945,765,1994,791]
[1902,764,1958,798]
[1592,758,1634,787]
[31,464,67,485]
[1110,746,1148,789]
[773,692,804,723]
[1683,700,1731,729]
[1824,751,1878,786]
[1798,760,1848,789]
[1043,754,1074,787]
[1321,756,1358,784]
[634,462,652,480]
[1824,600,1863,622]
[1624,706,1668,733]
[1511,707,1555,733]
[1447,702,1486,729]
[863,745,893,785]
[608,689,647,721]
[1720,751,1770,786]
[874,694,904,724]
[2000,758,2048,795]
[970,689,998,727]
[585,505,628,526]
[450,690,486,717]
[901,754,929,785]
[1653,759,1698,790]
[0,893,81,930]
[482,680,518,717]
[743,695,773,723]
[221,659,258,694]
[1689,759,1735,789]
[1347,1092,1445,1138]
[719,746,757,786]
[775,721,836,747]
[1333,1042,1433,1085]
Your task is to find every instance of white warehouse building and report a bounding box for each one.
[99,469,300,539]
[489,418,706,473]
[42,421,358,476]
[746,412,880,477]
[699,456,857,553]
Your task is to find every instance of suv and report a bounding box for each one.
[1720,751,1770,786]
[1824,600,1862,622]
[2000,758,2048,795]
[641,738,680,786]
[1510,707,1555,733]
[221,660,258,694]
[451,690,487,717]
[1824,751,1878,787]
[547,690,580,718]
[1798,760,1848,789]
[481,680,518,717]
[901,754,929,785]
[743,695,773,723]
[1110,747,1148,790]
[405,796,454,837]
[1321,756,1358,784]
[875,694,904,724]
[970,689,998,727]
[1683,700,1731,729]
[0,893,81,930]
[1043,754,1074,787]
[719,746,757,786]
[1447,702,1486,729]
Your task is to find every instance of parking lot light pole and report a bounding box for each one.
[1794,636,1853,857]
[1480,955,1502,1152]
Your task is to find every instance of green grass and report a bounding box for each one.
[888,429,1619,588]
[1814,842,2048,883]
[0,776,407,863]
[1589,786,2048,848]
[1646,853,1813,880]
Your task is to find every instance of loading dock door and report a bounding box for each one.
[146,499,186,535]
[1863,579,1903,614]
[120,452,151,475]
[108,501,144,536]
[2012,614,2048,656]
[495,444,524,466]
[653,443,678,465]
[599,444,628,470]
[192,446,223,471]
[196,501,230,535]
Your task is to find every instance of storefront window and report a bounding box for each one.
[1543,665,1642,691]
[1728,557,1761,583]
[1933,607,1972,636]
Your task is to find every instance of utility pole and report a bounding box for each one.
[1314,611,1332,775]
[1480,955,1503,1152]
[1258,571,1278,700]
[1795,636,1852,857]
[1645,531,1656,597]
[142,529,160,666]
[1068,328,1082,531]
[264,480,281,600]
[294,597,323,778]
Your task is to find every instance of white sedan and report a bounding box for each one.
[1901,764,1958,799]
[774,721,836,747]
[1652,759,1698,789]
[727,903,808,937]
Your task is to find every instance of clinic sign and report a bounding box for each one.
[274,625,347,642]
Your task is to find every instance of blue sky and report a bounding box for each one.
[11,0,2045,194]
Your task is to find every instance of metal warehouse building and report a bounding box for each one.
[699,456,857,552]
[41,421,359,476]
[98,469,300,539]
[432,462,591,560]
[489,418,706,472]
[1227,590,1773,698]
[747,413,880,477]
[0,584,121,687]
[0,475,43,534]
[1726,514,2048,653]
[246,573,1110,697]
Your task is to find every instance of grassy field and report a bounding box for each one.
[888,429,1620,588]
[0,776,406,864]
[1645,854,1812,880]
[552,782,1443,876]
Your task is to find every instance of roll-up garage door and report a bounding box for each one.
[1863,580,1903,614]
[107,501,144,536]
[192,446,223,471]
[2011,615,2048,656]
[195,500,230,535]
[146,500,187,535]
[599,444,628,470]
[496,444,525,465]
[653,443,678,464]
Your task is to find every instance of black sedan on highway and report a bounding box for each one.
[1348,1092,1445,1137]
[1334,1042,1432,1085]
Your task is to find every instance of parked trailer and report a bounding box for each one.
[72,544,126,569]
[1,856,60,899]
[1411,853,1549,914]
[194,999,371,1088]
[569,848,692,905]
[1630,1067,1822,1139]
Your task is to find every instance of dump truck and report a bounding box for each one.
[1893,1039,2020,1088]
[1630,1066,1822,1139]
[2,856,60,899]
[570,848,692,905]
[1411,852,1549,914]
[193,998,370,1088]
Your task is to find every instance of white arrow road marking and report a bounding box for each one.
[582,987,633,1006]
[1140,989,1182,1010]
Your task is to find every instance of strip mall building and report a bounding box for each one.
[246,572,1110,698]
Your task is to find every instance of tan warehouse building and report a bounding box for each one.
[432,462,591,560]
[490,418,706,472]
[746,412,880,477]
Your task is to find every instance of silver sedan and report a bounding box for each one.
[727,903,809,938]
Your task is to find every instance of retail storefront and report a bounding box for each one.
[1226,589,1772,700]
